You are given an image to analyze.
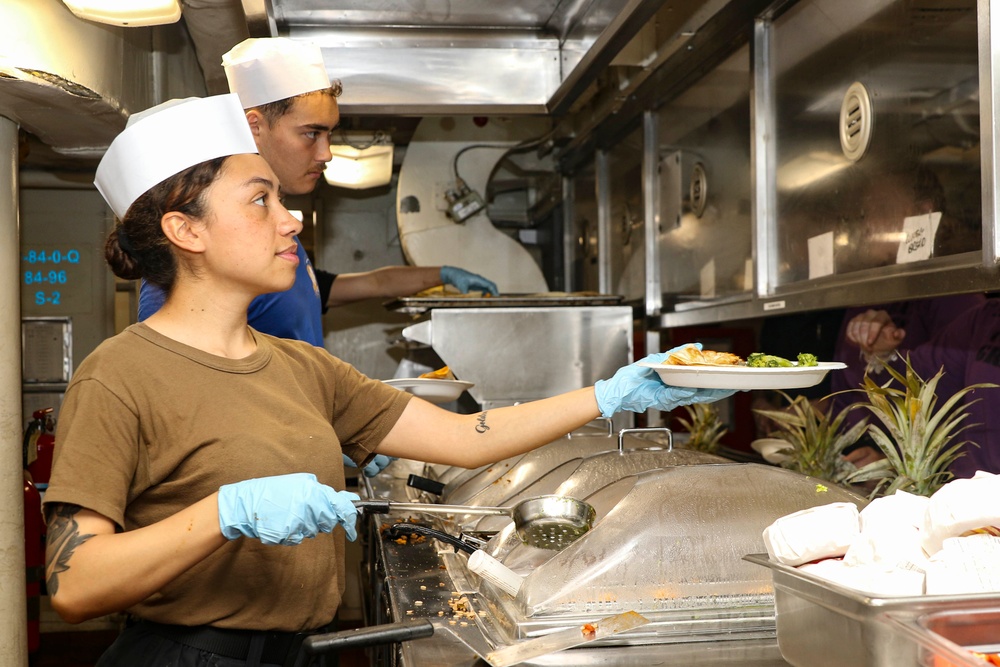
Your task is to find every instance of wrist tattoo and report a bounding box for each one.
[475,411,490,434]
[45,503,95,596]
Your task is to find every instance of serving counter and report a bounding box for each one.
[362,474,793,667]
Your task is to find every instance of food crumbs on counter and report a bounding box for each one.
[460,622,469,627]
[406,610,413,615]
[582,623,597,638]
[478,610,487,617]
[816,484,828,493]
[448,620,457,625]
[420,585,427,590]
[414,601,423,607]
[437,611,445,617]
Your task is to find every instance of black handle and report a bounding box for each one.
[386,523,477,555]
[299,619,434,657]
[407,474,445,496]
[354,500,391,514]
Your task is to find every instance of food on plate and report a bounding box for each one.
[745,352,819,368]
[746,353,792,368]
[796,353,819,367]
[420,366,455,380]
[664,345,743,366]
[414,284,490,298]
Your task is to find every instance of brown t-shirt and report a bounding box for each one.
[44,323,411,631]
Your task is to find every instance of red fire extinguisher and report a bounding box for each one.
[24,408,55,489]
[22,408,53,656]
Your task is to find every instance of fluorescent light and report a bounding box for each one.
[61,0,181,27]
[323,135,394,190]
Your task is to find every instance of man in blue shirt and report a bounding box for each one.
[138,38,497,346]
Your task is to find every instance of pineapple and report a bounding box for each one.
[676,402,727,453]
[753,392,868,483]
[846,355,997,497]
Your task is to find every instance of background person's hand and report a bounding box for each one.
[440,266,499,296]
[343,453,396,477]
[218,472,359,545]
[844,445,886,469]
[594,344,736,418]
[845,309,905,357]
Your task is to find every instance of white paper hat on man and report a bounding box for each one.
[95,94,259,219]
[222,37,331,109]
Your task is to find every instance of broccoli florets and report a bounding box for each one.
[796,353,818,367]
[746,353,793,368]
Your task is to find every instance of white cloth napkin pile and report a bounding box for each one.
[762,472,1000,597]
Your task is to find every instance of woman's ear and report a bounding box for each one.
[161,212,205,254]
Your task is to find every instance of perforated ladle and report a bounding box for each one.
[355,495,596,550]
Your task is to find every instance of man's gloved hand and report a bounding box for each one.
[440,266,499,296]
[342,453,396,477]
[594,344,736,418]
[218,472,359,545]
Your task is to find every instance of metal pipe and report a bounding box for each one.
[0,114,28,666]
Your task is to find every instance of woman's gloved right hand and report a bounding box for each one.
[594,344,736,418]
[218,472,359,546]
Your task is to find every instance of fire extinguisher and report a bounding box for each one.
[24,408,55,490]
[22,408,53,657]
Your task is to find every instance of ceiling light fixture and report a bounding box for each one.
[61,0,182,27]
[323,131,394,190]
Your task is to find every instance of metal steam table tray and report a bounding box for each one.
[384,293,624,315]
[745,553,1000,667]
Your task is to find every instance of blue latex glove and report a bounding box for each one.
[218,472,359,545]
[342,453,396,477]
[594,344,737,418]
[440,266,499,296]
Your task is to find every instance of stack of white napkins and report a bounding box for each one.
[762,472,1000,597]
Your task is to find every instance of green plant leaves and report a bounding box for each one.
[846,355,997,497]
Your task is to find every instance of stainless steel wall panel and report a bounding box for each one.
[428,306,633,406]
[656,44,753,309]
[607,126,646,301]
[980,0,1000,264]
[767,0,981,287]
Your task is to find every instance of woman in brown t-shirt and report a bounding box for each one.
[43,95,731,667]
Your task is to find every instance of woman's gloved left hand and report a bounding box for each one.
[440,266,499,296]
[342,453,396,477]
[594,344,736,418]
[217,473,360,545]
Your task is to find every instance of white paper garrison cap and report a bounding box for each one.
[95,94,259,219]
[222,37,331,109]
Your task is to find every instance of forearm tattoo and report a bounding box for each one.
[475,411,490,434]
[45,503,95,596]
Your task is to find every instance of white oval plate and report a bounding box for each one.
[383,378,474,404]
[638,361,847,390]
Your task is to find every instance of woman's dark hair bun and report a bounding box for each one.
[104,226,142,281]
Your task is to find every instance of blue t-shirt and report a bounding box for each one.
[137,240,327,347]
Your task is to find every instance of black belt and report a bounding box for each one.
[138,619,329,666]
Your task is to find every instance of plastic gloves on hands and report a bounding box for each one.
[218,472,359,545]
[440,266,499,296]
[342,453,396,477]
[594,344,736,418]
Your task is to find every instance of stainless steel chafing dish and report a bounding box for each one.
[463,464,865,648]
[424,426,726,526]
